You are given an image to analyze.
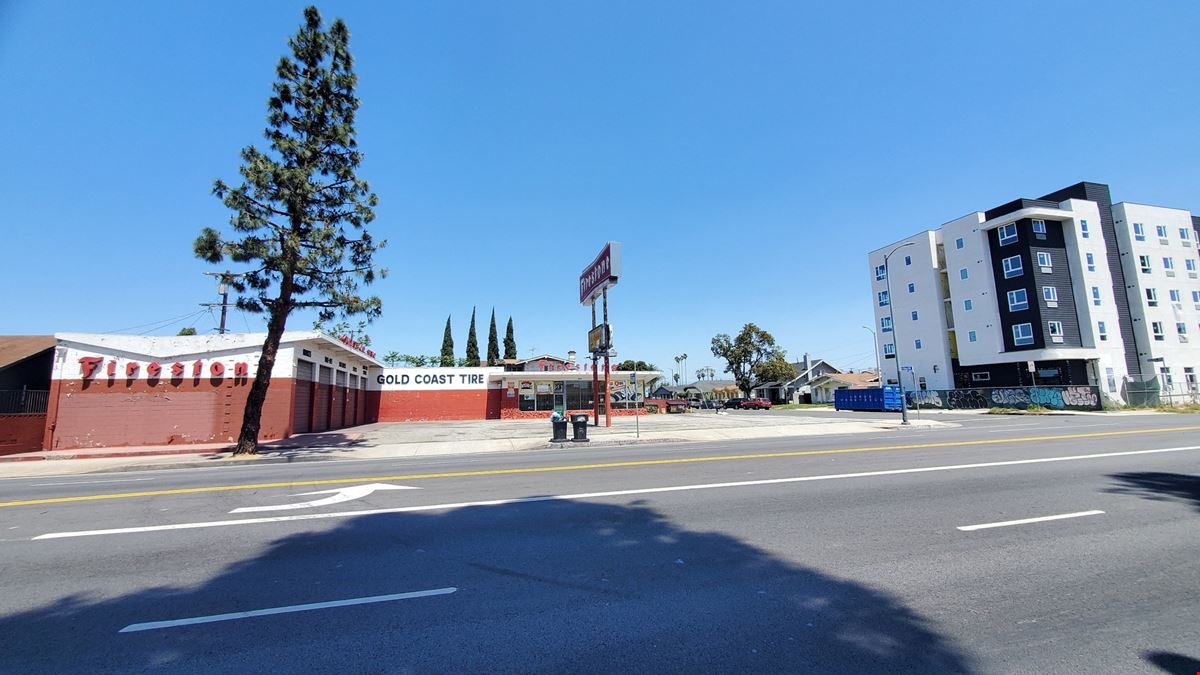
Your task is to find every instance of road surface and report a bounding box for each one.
[2,412,1198,673]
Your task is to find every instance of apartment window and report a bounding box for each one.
[875,264,886,281]
[1098,321,1108,341]
[1032,219,1047,234]
[998,223,1018,246]
[1163,257,1176,276]
[959,268,968,280]
[1047,321,1064,342]
[904,255,912,266]
[1007,288,1029,312]
[955,237,964,250]
[963,299,973,311]
[1036,251,1052,270]
[1193,290,1200,306]
[1002,255,1024,278]
[1152,321,1165,341]
[911,310,919,321]
[1177,322,1189,342]
[1169,289,1181,303]
[1042,286,1058,305]
[1080,220,1089,238]
[1106,367,1117,392]
[1159,366,1172,387]
[907,282,915,293]
[1186,367,1197,391]
[1146,287,1158,307]
[883,343,895,356]
[1086,252,1096,272]
[1133,223,1145,241]
[1156,225,1168,241]
[968,330,977,342]
[881,316,893,333]
[1012,323,1035,346]
[878,290,890,306]
[1139,255,1151,274]
[971,372,991,383]
[1186,259,1197,275]
[1092,286,1101,305]
[1181,228,1192,243]
[914,339,923,350]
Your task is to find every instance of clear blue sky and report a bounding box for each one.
[2,1,1198,379]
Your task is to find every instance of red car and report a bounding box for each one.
[739,398,772,409]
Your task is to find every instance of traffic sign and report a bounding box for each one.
[901,365,913,372]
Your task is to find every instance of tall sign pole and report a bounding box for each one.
[580,242,622,430]
[591,300,599,425]
[602,286,611,428]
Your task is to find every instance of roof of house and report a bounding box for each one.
[0,335,55,371]
[682,379,738,394]
[810,371,881,389]
[787,358,843,385]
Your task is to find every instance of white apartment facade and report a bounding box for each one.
[869,182,1200,404]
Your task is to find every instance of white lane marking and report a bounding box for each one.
[230,483,420,513]
[957,510,1105,531]
[30,478,155,487]
[34,444,1200,540]
[118,587,457,633]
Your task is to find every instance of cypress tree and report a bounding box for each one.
[486,308,500,366]
[503,316,517,360]
[465,307,480,366]
[440,316,455,367]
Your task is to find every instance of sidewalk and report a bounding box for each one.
[0,411,952,476]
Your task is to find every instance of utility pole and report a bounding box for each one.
[201,271,239,335]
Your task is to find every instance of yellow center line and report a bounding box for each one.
[3,424,1198,509]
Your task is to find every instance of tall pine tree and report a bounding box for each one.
[503,316,517,360]
[440,316,455,367]
[486,308,500,366]
[465,307,480,366]
[194,6,384,455]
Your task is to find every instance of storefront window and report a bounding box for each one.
[519,381,536,411]
[565,381,593,410]
[535,382,556,411]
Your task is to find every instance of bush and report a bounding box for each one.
[645,404,660,414]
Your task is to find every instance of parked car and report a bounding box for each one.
[739,398,773,410]
[723,398,746,409]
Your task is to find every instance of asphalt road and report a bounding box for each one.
[2,413,1199,673]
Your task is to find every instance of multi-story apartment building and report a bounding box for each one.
[868,181,1200,404]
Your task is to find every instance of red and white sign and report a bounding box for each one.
[579,241,622,305]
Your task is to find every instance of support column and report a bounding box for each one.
[591,300,599,425]
[603,288,611,428]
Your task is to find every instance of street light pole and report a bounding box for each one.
[862,325,880,376]
[883,242,915,425]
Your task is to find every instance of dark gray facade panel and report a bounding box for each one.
[1039,182,1143,377]
[1030,220,1083,348]
[988,221,1043,351]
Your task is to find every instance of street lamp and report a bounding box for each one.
[862,326,880,375]
[882,241,916,425]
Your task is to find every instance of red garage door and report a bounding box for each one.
[314,365,332,432]
[332,370,346,429]
[293,360,314,434]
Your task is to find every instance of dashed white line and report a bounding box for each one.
[118,587,458,632]
[958,510,1105,531]
[33,444,1200,540]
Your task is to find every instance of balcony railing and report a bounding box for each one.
[0,390,49,414]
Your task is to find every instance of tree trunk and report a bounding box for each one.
[233,274,294,455]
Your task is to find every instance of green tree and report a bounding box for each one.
[615,359,656,371]
[194,7,384,455]
[503,316,517,360]
[440,316,455,367]
[710,323,789,396]
[398,354,430,367]
[177,327,198,336]
[381,351,402,366]
[316,318,371,345]
[464,307,480,367]
[486,308,500,366]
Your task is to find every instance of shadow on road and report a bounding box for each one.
[1107,472,1200,512]
[1,500,974,673]
[1143,650,1200,674]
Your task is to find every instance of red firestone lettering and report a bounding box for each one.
[234,362,249,377]
[193,360,202,377]
[171,362,184,377]
[210,362,225,376]
[79,356,104,379]
[147,361,162,377]
[107,360,116,377]
[125,362,139,376]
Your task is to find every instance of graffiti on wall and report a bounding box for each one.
[907,385,1100,411]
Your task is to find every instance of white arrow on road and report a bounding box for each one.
[230,483,420,514]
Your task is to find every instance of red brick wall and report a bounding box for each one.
[46,376,295,450]
[375,388,503,422]
[0,414,48,455]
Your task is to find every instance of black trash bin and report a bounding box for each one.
[550,418,569,442]
[570,414,589,442]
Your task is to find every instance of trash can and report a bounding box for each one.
[550,418,569,442]
[570,414,589,442]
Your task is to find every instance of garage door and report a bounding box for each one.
[293,360,314,434]
[314,365,332,432]
[332,370,347,429]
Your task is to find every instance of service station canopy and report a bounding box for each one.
[579,241,621,305]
